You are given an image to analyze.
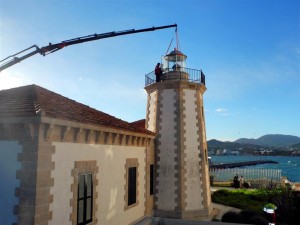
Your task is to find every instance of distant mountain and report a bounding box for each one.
[207,139,260,149]
[233,138,265,146]
[290,143,300,149]
[234,134,300,147]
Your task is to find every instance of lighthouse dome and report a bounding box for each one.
[165,48,187,62]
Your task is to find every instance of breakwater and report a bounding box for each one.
[210,160,278,169]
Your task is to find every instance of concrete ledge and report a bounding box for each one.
[133,217,251,225]
[154,207,212,219]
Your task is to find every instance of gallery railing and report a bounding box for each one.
[145,67,206,86]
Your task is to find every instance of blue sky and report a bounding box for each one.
[0,0,299,141]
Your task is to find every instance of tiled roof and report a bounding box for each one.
[131,119,146,129]
[0,84,154,135]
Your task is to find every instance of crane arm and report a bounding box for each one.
[0,24,177,72]
[0,45,42,72]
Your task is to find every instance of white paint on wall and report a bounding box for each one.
[49,142,146,225]
[147,91,157,132]
[0,141,21,225]
[183,89,204,210]
[156,89,177,210]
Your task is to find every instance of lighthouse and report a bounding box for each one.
[144,48,212,219]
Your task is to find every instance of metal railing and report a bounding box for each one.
[145,67,206,86]
[210,168,283,188]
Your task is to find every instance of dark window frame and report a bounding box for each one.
[124,158,139,210]
[127,167,137,206]
[77,173,93,225]
[150,164,154,195]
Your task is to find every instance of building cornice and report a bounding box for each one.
[0,116,155,147]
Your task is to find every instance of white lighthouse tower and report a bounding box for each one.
[145,48,212,219]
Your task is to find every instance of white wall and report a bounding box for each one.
[147,91,157,132]
[0,141,21,225]
[183,89,204,210]
[156,89,177,210]
[49,142,146,225]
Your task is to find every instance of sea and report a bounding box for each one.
[210,155,300,182]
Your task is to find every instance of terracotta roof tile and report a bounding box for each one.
[131,119,146,129]
[0,84,154,135]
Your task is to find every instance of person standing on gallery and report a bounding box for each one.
[155,63,162,82]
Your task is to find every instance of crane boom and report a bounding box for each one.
[0,24,177,72]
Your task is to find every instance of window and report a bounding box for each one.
[127,167,137,206]
[77,173,93,225]
[71,161,98,225]
[150,164,154,195]
[124,158,139,210]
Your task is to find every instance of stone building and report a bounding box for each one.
[0,49,211,225]
[0,84,155,225]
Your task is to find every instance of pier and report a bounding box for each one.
[210,160,278,169]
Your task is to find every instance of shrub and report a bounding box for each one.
[222,210,269,225]
[240,209,269,225]
[239,209,261,220]
[213,189,229,196]
[266,188,300,225]
[213,188,300,225]
[221,211,243,223]
[248,215,269,225]
[212,189,266,211]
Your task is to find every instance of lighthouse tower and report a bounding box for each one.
[144,48,212,219]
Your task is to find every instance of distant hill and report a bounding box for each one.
[207,139,260,149]
[234,134,300,147]
[290,143,300,149]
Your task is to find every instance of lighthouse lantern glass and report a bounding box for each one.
[164,48,187,71]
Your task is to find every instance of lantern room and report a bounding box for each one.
[161,48,189,81]
[144,28,206,86]
[163,48,187,71]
